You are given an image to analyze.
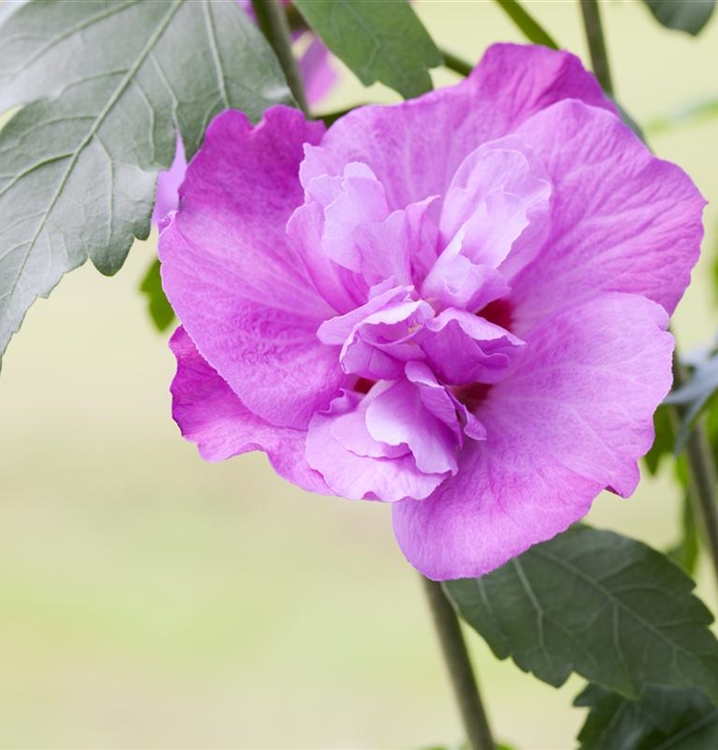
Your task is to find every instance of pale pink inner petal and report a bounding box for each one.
[329,394,410,459]
[440,139,551,268]
[286,200,367,314]
[365,379,458,475]
[405,361,487,443]
[420,229,510,312]
[419,309,525,386]
[339,299,433,380]
[306,392,448,502]
[314,163,390,272]
[317,285,414,345]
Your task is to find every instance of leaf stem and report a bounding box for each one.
[672,355,718,591]
[421,576,495,750]
[579,0,614,96]
[251,0,308,114]
[441,48,473,77]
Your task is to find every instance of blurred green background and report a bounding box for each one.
[1,1,718,748]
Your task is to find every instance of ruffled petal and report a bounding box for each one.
[405,361,487,443]
[169,327,330,495]
[419,308,524,385]
[365,379,458,475]
[511,99,704,324]
[303,44,612,209]
[439,137,551,269]
[160,107,345,429]
[393,293,673,579]
[306,391,448,502]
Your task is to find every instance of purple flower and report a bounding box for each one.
[159,44,703,580]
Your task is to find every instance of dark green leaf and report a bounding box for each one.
[293,0,441,99]
[493,0,559,49]
[139,259,174,332]
[575,683,718,750]
[640,0,715,35]
[644,405,675,476]
[0,0,292,358]
[443,526,718,701]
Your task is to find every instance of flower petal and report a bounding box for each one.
[160,106,344,429]
[511,99,704,324]
[169,327,330,495]
[365,379,458,475]
[303,44,612,209]
[393,293,673,580]
[299,35,338,106]
[439,137,551,269]
[306,391,448,502]
[152,133,186,227]
[419,308,524,385]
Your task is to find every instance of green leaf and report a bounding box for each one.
[639,0,715,35]
[643,0,715,36]
[644,405,675,476]
[139,259,174,332]
[575,683,718,750]
[493,0,559,49]
[293,0,441,99]
[0,0,292,358]
[443,526,718,702]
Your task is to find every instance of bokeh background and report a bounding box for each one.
[1,1,718,748]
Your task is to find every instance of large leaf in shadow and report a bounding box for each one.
[443,526,718,702]
[0,0,292,358]
[575,683,718,749]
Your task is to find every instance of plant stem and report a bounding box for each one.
[421,576,495,750]
[672,355,718,590]
[579,0,614,96]
[251,0,308,114]
[441,48,473,77]
[495,0,559,50]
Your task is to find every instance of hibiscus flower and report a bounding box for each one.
[159,44,703,580]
